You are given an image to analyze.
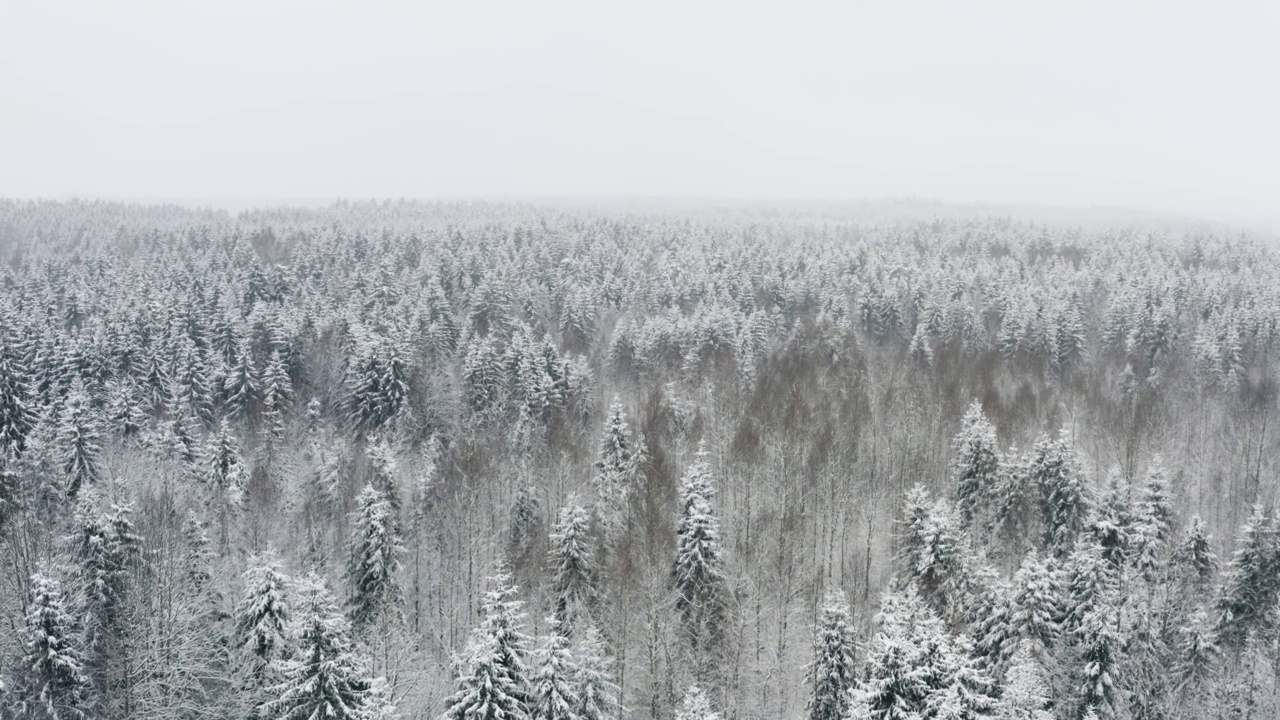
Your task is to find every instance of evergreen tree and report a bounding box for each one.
[235,551,293,677]
[996,640,1053,720]
[592,398,633,532]
[951,401,1000,531]
[1062,541,1117,634]
[444,573,532,720]
[265,577,376,720]
[0,351,37,455]
[572,625,618,720]
[72,498,142,662]
[897,486,969,620]
[853,587,941,720]
[20,572,89,720]
[1086,471,1131,570]
[1214,504,1279,650]
[1171,515,1217,596]
[1129,462,1173,582]
[346,339,410,434]
[57,378,102,498]
[223,347,259,420]
[1010,550,1062,652]
[928,634,997,720]
[203,420,248,507]
[1073,598,1123,720]
[530,618,581,720]
[346,484,404,633]
[1171,609,1219,704]
[1030,433,1090,557]
[549,498,596,632]
[806,590,858,720]
[672,446,728,666]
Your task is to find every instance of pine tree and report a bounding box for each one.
[1073,598,1123,720]
[549,499,596,632]
[72,498,142,661]
[444,573,532,720]
[928,634,997,720]
[265,577,375,720]
[592,398,634,532]
[996,640,1053,720]
[1086,471,1131,570]
[970,577,1018,678]
[346,484,404,634]
[1031,433,1090,557]
[203,420,248,506]
[1010,550,1061,652]
[1129,462,1173,582]
[806,590,858,720]
[1171,515,1217,596]
[531,618,581,720]
[223,347,259,420]
[951,401,1000,531]
[672,446,728,666]
[0,351,37,455]
[1062,540,1117,634]
[572,625,618,720]
[854,587,952,720]
[57,378,102,498]
[1171,609,1219,704]
[20,572,89,720]
[897,486,969,620]
[1214,504,1279,650]
[235,551,293,677]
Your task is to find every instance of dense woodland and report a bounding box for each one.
[0,199,1277,720]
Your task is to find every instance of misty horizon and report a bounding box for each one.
[4,2,1278,231]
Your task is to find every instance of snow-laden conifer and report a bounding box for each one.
[346,483,404,633]
[530,618,581,720]
[805,589,857,720]
[951,401,999,531]
[265,576,377,720]
[549,498,596,632]
[444,572,532,720]
[572,625,618,720]
[20,572,89,720]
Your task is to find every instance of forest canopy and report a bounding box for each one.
[0,198,1276,720]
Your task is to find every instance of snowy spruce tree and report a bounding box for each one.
[806,590,858,720]
[530,618,581,720]
[346,483,405,634]
[549,498,596,632]
[572,625,619,720]
[56,378,102,498]
[235,551,293,678]
[0,351,36,455]
[1214,504,1279,651]
[444,572,533,720]
[20,572,89,720]
[592,398,634,533]
[996,640,1053,720]
[672,445,728,668]
[1029,433,1090,557]
[951,401,1000,531]
[265,576,380,720]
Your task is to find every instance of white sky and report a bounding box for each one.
[2,1,1277,228]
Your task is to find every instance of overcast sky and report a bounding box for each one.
[2,1,1277,228]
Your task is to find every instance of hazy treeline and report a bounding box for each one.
[0,199,1276,719]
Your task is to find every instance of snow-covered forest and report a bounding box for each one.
[0,198,1278,720]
